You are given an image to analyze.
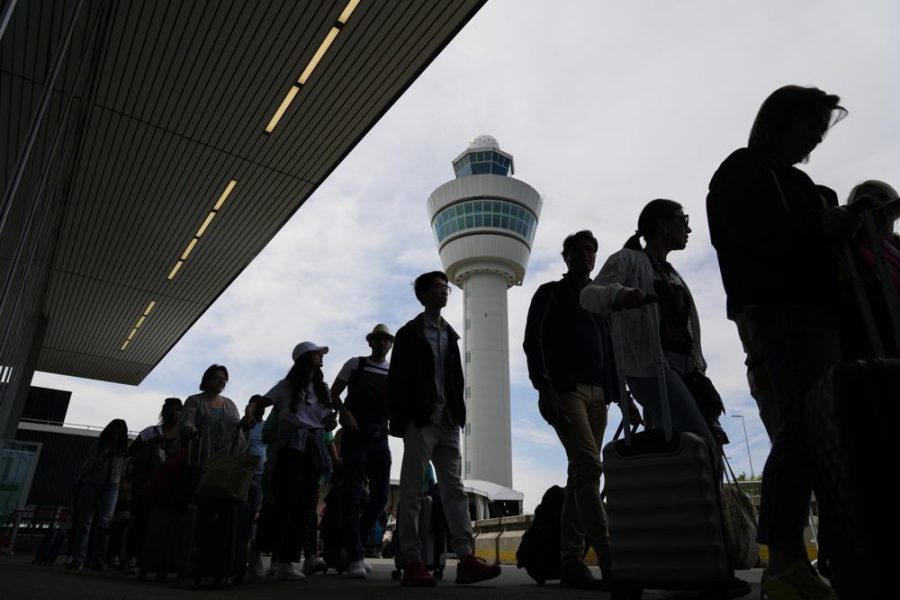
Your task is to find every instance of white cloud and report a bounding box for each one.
[33,0,900,509]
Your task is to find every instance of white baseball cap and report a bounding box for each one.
[292,341,329,362]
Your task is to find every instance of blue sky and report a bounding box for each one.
[36,0,900,511]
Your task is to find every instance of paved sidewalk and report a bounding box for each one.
[2,554,762,599]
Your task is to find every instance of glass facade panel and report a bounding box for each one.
[433,198,537,245]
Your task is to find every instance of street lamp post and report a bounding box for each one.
[731,414,755,479]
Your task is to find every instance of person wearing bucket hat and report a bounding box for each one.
[257,341,337,581]
[330,324,395,578]
[387,271,501,586]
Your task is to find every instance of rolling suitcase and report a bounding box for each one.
[805,202,900,599]
[138,505,196,581]
[194,499,251,587]
[391,492,448,580]
[32,526,66,565]
[602,300,735,600]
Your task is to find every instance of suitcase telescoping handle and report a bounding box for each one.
[611,293,673,444]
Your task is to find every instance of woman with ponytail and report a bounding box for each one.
[580,199,720,450]
[260,341,337,581]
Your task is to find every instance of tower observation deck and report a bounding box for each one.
[426,135,542,488]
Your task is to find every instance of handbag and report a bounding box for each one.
[195,451,260,502]
[679,369,726,422]
[720,456,760,569]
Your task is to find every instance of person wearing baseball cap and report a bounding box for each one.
[330,324,394,578]
[258,341,337,581]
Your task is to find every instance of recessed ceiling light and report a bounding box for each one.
[214,180,238,211]
[298,27,339,85]
[338,0,360,24]
[167,260,183,280]
[265,86,299,133]
[181,238,198,261]
[196,211,216,238]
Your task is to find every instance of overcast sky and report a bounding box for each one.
[35,0,900,511]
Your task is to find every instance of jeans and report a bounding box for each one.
[744,304,840,552]
[552,384,610,563]
[626,353,716,451]
[398,422,473,561]
[73,480,119,564]
[341,429,391,561]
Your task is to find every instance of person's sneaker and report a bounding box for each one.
[401,560,437,587]
[761,561,838,600]
[275,562,306,581]
[363,558,372,573]
[724,576,752,599]
[248,550,266,579]
[302,555,328,575]
[347,559,367,579]
[455,554,502,585]
[560,560,606,590]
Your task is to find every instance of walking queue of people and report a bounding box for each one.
[65,84,897,599]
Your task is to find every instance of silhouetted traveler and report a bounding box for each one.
[707,85,856,599]
[522,230,617,588]
[181,364,243,465]
[126,397,182,569]
[69,419,129,570]
[580,202,722,452]
[387,271,501,587]
[260,342,337,581]
[331,324,395,579]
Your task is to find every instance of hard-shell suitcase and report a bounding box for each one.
[32,526,66,565]
[391,492,447,580]
[138,505,196,581]
[194,500,251,587]
[603,301,734,599]
[806,360,898,599]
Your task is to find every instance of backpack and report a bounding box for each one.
[516,485,565,585]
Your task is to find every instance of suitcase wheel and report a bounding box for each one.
[391,569,402,581]
[434,568,443,580]
[535,577,546,586]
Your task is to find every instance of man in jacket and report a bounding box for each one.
[387,271,501,587]
[523,230,619,588]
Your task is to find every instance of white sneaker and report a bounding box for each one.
[302,555,327,575]
[276,562,306,581]
[248,550,265,579]
[363,558,372,573]
[347,559,367,579]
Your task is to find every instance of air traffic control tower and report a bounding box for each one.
[427,135,542,488]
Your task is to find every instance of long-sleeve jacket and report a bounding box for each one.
[387,314,465,437]
[580,249,707,379]
[523,275,618,402]
[707,147,838,316]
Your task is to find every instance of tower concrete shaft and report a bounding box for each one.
[462,271,512,486]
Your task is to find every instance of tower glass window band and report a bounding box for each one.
[433,199,536,245]
[453,151,510,177]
